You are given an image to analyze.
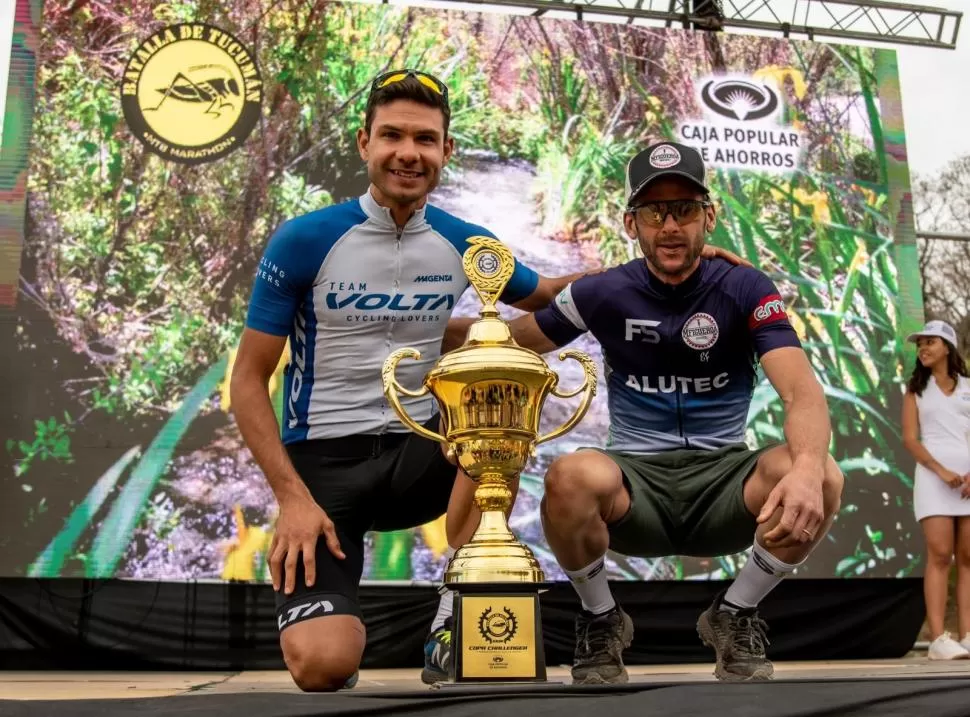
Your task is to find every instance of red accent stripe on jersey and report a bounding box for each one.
[749,293,789,330]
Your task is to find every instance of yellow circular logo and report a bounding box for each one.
[121,23,262,165]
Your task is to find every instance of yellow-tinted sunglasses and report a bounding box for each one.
[371,69,449,103]
[630,199,712,227]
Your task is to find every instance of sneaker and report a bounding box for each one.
[929,632,970,660]
[696,593,773,681]
[959,634,970,654]
[571,605,635,685]
[421,617,453,684]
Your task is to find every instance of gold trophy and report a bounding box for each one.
[381,236,597,684]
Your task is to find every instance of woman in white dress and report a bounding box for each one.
[902,319,970,660]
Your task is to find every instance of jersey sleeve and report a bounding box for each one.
[500,257,540,306]
[423,208,540,305]
[741,270,802,358]
[245,220,319,336]
[533,279,595,347]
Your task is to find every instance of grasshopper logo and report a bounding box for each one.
[287,311,307,429]
[278,600,334,630]
[120,23,263,165]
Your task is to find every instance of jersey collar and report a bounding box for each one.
[359,189,428,233]
[641,257,706,297]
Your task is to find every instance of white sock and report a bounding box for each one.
[564,557,616,615]
[431,546,457,632]
[720,541,798,614]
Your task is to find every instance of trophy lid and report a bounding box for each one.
[433,237,553,377]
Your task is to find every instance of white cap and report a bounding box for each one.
[906,319,958,345]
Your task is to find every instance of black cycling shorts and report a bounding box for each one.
[274,414,457,631]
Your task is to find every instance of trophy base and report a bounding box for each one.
[449,584,548,684]
[444,546,544,584]
[431,678,566,691]
[443,509,545,584]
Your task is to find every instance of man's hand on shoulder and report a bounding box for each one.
[701,243,752,267]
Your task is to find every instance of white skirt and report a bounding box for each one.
[914,455,970,521]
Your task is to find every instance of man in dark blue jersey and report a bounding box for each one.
[493,142,845,683]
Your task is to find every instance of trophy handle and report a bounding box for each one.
[535,349,598,446]
[381,348,449,444]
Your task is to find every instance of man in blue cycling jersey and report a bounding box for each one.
[232,68,746,691]
[230,69,575,691]
[486,141,845,683]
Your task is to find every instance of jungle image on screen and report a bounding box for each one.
[0,0,922,583]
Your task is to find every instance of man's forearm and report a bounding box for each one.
[513,271,591,312]
[548,271,588,294]
[783,386,831,472]
[231,377,311,504]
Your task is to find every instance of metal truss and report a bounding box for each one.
[445,0,962,49]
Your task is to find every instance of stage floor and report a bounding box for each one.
[4,658,970,716]
[3,657,970,697]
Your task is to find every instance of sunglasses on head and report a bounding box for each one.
[629,199,711,227]
[371,69,449,103]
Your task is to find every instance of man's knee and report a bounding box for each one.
[287,653,359,692]
[281,618,364,692]
[750,446,843,516]
[543,451,623,514]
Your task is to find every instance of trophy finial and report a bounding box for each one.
[462,236,515,314]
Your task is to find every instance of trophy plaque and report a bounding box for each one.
[382,236,597,684]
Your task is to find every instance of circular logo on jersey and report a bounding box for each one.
[121,23,263,165]
[474,250,502,278]
[649,144,681,169]
[478,607,517,643]
[682,312,719,350]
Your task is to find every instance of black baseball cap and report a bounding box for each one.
[625,141,709,208]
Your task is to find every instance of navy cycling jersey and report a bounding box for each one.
[534,257,801,453]
[245,191,539,443]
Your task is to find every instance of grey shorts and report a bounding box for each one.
[592,442,774,558]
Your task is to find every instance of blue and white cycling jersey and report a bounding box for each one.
[245,190,539,443]
[533,258,802,454]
